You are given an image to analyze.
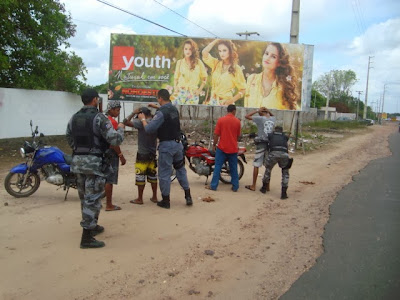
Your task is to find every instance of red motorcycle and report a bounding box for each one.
[171,132,247,184]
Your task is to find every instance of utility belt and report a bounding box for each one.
[270,146,288,153]
[73,152,104,157]
[254,138,268,145]
[159,138,181,143]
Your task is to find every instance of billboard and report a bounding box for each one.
[108,34,314,111]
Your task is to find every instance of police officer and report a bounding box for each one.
[66,89,125,248]
[138,89,192,209]
[260,126,293,199]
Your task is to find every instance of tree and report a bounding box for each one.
[91,82,109,94]
[0,0,87,93]
[310,88,326,109]
[313,70,357,100]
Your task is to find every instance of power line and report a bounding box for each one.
[96,0,187,37]
[351,0,374,55]
[72,18,131,32]
[152,0,218,38]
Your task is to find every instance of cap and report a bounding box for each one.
[81,88,99,99]
[139,107,151,116]
[107,100,121,110]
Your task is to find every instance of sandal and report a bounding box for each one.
[105,205,122,211]
[130,199,143,205]
[245,185,255,191]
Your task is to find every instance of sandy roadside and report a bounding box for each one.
[0,123,396,300]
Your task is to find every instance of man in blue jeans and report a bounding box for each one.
[206,104,241,191]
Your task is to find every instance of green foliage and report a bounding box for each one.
[304,120,368,130]
[310,88,326,109]
[242,122,258,135]
[0,0,87,93]
[199,119,216,135]
[313,70,357,100]
[91,82,109,94]
[330,101,351,113]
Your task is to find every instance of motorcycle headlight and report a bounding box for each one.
[20,147,26,158]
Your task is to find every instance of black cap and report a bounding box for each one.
[81,88,99,104]
[82,88,99,99]
[139,107,151,116]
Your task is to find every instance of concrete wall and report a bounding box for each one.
[316,109,356,121]
[0,88,317,139]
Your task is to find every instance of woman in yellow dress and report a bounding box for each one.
[244,42,299,110]
[172,39,208,105]
[202,39,246,106]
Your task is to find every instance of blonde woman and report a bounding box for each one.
[245,42,299,110]
[172,39,208,105]
[202,39,246,106]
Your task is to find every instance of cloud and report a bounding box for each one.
[349,18,400,55]
[187,0,293,38]
[59,0,399,112]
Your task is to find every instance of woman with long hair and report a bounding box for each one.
[245,42,299,110]
[202,39,246,106]
[172,39,208,105]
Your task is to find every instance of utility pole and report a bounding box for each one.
[290,0,300,148]
[290,0,300,43]
[363,56,374,119]
[324,72,333,120]
[381,83,388,120]
[356,91,363,120]
[236,31,259,40]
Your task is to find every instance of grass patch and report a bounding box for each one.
[304,120,368,130]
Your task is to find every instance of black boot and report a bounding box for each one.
[157,195,170,209]
[80,229,105,249]
[184,189,193,206]
[260,182,270,194]
[90,224,104,236]
[281,187,288,199]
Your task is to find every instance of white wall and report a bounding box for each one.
[0,88,317,139]
[0,88,83,138]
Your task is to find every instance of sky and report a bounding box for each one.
[61,0,400,113]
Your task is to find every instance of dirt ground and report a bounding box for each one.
[0,123,397,300]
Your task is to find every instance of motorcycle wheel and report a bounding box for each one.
[219,159,245,184]
[4,172,41,198]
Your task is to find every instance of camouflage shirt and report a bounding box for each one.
[66,106,124,176]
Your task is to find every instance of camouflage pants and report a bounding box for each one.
[262,151,290,188]
[76,173,105,230]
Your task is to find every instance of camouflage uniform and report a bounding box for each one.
[262,129,290,190]
[66,106,124,230]
[263,151,290,188]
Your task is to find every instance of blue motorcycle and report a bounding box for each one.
[4,121,76,199]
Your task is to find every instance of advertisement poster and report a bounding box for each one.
[109,34,312,111]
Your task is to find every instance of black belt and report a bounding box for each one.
[73,152,103,157]
[160,139,180,143]
[270,147,288,152]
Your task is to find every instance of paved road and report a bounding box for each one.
[281,131,400,300]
